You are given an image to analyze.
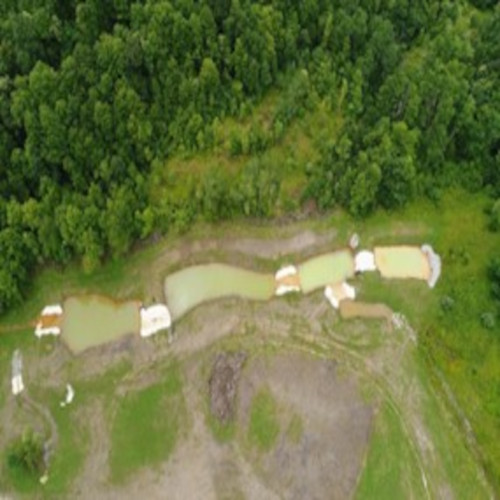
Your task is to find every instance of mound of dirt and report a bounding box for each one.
[209,352,247,423]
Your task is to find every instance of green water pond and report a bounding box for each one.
[164,264,275,320]
[61,296,140,353]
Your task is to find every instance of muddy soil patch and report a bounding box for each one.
[339,300,393,325]
[209,351,247,424]
[239,352,373,500]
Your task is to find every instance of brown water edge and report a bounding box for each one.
[37,313,62,329]
[339,300,393,327]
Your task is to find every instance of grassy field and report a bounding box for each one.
[41,395,86,495]
[0,189,498,495]
[2,388,86,496]
[247,387,280,452]
[285,413,304,444]
[356,192,500,489]
[109,363,186,483]
[355,402,427,500]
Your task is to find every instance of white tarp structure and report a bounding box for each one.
[60,384,75,407]
[421,244,442,288]
[275,265,297,281]
[355,250,377,272]
[41,304,63,315]
[140,304,171,337]
[275,265,301,296]
[324,282,356,309]
[11,349,24,395]
[35,326,60,337]
[11,376,24,395]
[35,304,63,337]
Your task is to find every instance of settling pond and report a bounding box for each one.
[164,251,355,320]
[62,296,140,353]
[57,245,437,353]
[164,263,276,320]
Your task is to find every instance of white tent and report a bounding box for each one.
[41,304,63,316]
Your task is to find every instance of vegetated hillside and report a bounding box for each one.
[0,0,499,487]
[0,0,498,310]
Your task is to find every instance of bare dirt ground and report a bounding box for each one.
[1,226,488,499]
[238,353,373,500]
[223,229,338,259]
[209,351,247,424]
[57,290,374,500]
[69,349,372,500]
[339,300,393,325]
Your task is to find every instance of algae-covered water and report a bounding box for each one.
[298,250,355,294]
[164,250,356,320]
[164,264,275,320]
[62,296,140,353]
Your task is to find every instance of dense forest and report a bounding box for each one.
[0,0,498,312]
[0,0,499,485]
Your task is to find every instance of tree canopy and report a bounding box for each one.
[0,0,498,310]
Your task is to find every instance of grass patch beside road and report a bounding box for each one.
[43,396,86,495]
[109,363,186,483]
[355,402,427,500]
[248,388,280,452]
[1,388,86,497]
[352,190,500,489]
[207,414,236,443]
[286,413,304,444]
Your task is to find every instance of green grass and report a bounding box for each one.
[2,431,43,494]
[340,190,500,490]
[416,357,491,500]
[355,402,427,500]
[0,356,131,496]
[43,398,86,495]
[109,363,186,483]
[1,390,86,497]
[247,388,280,452]
[150,81,343,218]
[286,413,303,444]
[207,414,236,443]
